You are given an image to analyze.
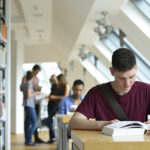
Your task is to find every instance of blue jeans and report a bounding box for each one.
[25,106,37,144]
[47,102,58,140]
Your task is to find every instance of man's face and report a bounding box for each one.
[33,69,40,76]
[72,84,84,98]
[110,66,137,93]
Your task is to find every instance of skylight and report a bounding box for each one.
[131,0,150,20]
[79,50,113,84]
[97,30,150,83]
[122,0,150,39]
[79,59,108,84]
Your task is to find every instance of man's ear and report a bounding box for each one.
[109,67,114,76]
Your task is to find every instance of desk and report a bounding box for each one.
[71,130,150,150]
[56,114,72,150]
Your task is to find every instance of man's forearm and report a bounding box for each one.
[68,118,111,131]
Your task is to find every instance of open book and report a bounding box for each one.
[112,135,145,141]
[101,121,150,137]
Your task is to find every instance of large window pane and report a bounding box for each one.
[131,0,150,20]
[101,30,150,83]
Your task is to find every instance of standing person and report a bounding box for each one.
[69,48,150,131]
[20,64,44,143]
[58,79,84,114]
[46,74,58,143]
[47,73,70,143]
[24,71,40,146]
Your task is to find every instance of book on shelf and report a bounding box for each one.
[0,98,2,118]
[0,70,5,96]
[101,121,150,137]
[0,23,7,43]
[0,121,4,148]
[0,47,6,66]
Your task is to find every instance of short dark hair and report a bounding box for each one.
[73,79,84,87]
[32,64,41,71]
[112,48,136,72]
[26,71,34,80]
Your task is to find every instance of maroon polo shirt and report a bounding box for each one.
[76,81,150,122]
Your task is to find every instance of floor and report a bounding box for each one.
[11,131,56,150]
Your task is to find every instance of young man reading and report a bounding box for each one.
[69,48,150,132]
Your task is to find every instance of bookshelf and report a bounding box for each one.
[0,67,5,150]
[0,0,10,149]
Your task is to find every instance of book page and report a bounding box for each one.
[112,135,145,141]
[106,121,145,129]
[143,123,150,130]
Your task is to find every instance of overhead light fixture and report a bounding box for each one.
[94,26,103,38]
[105,24,113,34]
[95,18,106,26]
[94,11,113,40]
[101,11,108,18]
[78,44,90,60]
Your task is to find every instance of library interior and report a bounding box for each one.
[1,0,150,150]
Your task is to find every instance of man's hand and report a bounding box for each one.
[145,120,150,124]
[110,119,120,124]
[70,105,77,112]
[144,120,150,135]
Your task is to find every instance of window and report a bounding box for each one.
[79,52,113,84]
[88,54,113,81]
[100,30,150,83]
[131,0,150,20]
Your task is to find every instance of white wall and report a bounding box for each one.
[24,43,64,63]
[11,31,24,134]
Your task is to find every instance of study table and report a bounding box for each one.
[56,114,72,150]
[71,130,150,150]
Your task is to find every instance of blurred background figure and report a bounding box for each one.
[20,64,44,143]
[24,71,40,146]
[47,73,70,143]
[46,74,58,143]
[58,79,84,114]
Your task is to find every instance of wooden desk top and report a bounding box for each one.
[56,114,72,123]
[71,130,150,150]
